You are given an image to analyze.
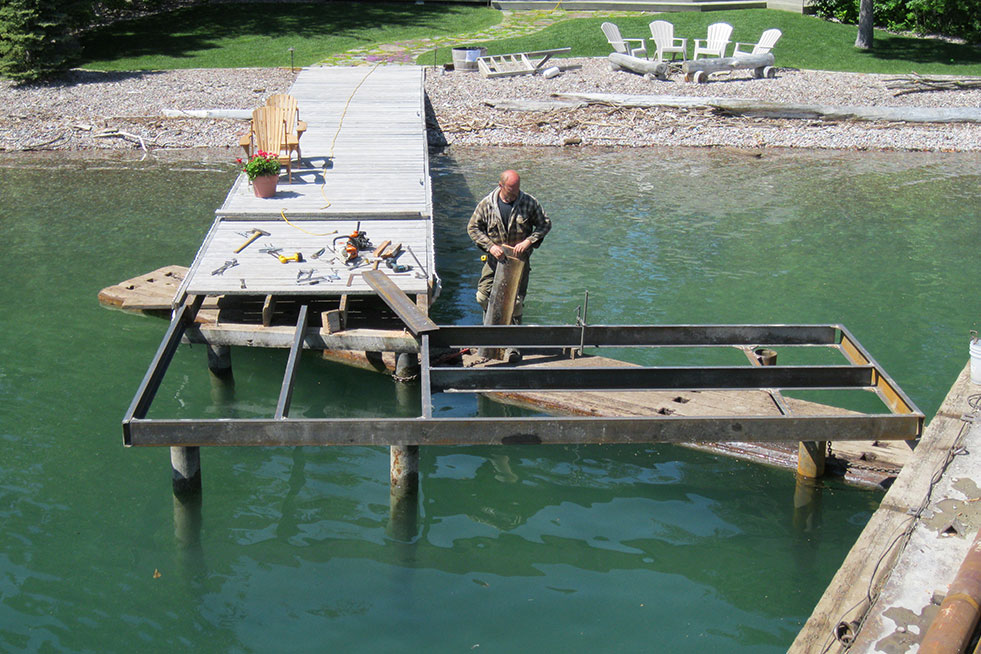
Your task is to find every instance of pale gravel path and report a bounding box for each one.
[1,60,979,153]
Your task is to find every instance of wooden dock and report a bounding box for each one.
[175,65,436,304]
[107,64,924,502]
[791,363,981,652]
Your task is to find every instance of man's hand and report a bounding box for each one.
[488,244,506,261]
[512,238,533,258]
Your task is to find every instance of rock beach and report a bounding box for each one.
[1,60,978,153]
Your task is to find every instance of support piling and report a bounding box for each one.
[394,352,420,382]
[207,344,232,378]
[755,347,827,478]
[171,446,202,496]
[389,445,419,540]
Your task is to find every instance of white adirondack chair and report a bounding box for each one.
[601,21,647,59]
[648,20,688,62]
[692,22,733,59]
[732,28,782,57]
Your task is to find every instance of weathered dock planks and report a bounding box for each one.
[791,363,981,652]
[467,351,912,487]
[180,217,431,297]
[180,65,437,303]
[218,66,431,219]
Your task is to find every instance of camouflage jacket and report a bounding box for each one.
[467,188,551,254]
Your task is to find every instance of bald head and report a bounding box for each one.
[498,169,520,202]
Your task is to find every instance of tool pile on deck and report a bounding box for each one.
[216,221,424,290]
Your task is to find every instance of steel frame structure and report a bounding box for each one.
[122,298,923,448]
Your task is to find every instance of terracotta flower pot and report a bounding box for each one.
[252,174,278,198]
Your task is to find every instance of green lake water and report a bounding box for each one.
[1,146,979,652]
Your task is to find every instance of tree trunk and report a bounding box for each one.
[855,0,874,49]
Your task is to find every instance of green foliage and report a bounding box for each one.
[238,151,280,181]
[0,0,90,80]
[417,10,981,75]
[76,2,501,70]
[813,0,981,42]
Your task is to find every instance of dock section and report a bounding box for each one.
[791,363,981,653]
[175,65,436,303]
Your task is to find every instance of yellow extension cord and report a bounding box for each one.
[278,62,382,236]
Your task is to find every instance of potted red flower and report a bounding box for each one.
[238,151,281,198]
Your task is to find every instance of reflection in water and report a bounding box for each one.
[173,491,206,580]
[793,476,824,535]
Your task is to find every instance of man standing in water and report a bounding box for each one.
[467,169,551,333]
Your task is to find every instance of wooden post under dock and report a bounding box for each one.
[389,445,419,540]
[170,445,201,496]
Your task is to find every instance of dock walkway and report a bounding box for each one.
[792,363,981,652]
[175,65,436,301]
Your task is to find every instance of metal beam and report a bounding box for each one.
[838,325,920,416]
[430,365,876,392]
[275,304,309,420]
[429,324,840,349]
[125,413,923,448]
[122,296,203,445]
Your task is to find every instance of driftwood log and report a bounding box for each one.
[608,53,671,80]
[552,92,981,124]
[682,54,776,83]
[483,99,587,112]
[885,73,981,96]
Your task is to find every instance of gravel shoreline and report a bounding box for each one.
[1,60,979,153]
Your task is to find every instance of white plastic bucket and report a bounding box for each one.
[542,66,561,79]
[971,331,981,384]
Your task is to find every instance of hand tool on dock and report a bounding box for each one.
[259,245,283,258]
[277,252,304,264]
[234,228,270,253]
[405,245,428,277]
[211,258,239,276]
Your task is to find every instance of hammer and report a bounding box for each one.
[234,227,270,253]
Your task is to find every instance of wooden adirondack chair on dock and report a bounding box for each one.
[239,106,293,182]
[264,94,306,162]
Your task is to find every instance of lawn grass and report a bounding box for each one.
[77,2,501,70]
[418,10,981,76]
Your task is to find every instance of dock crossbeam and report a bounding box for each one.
[124,317,923,448]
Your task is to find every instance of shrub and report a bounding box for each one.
[813,0,981,42]
[0,0,93,80]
